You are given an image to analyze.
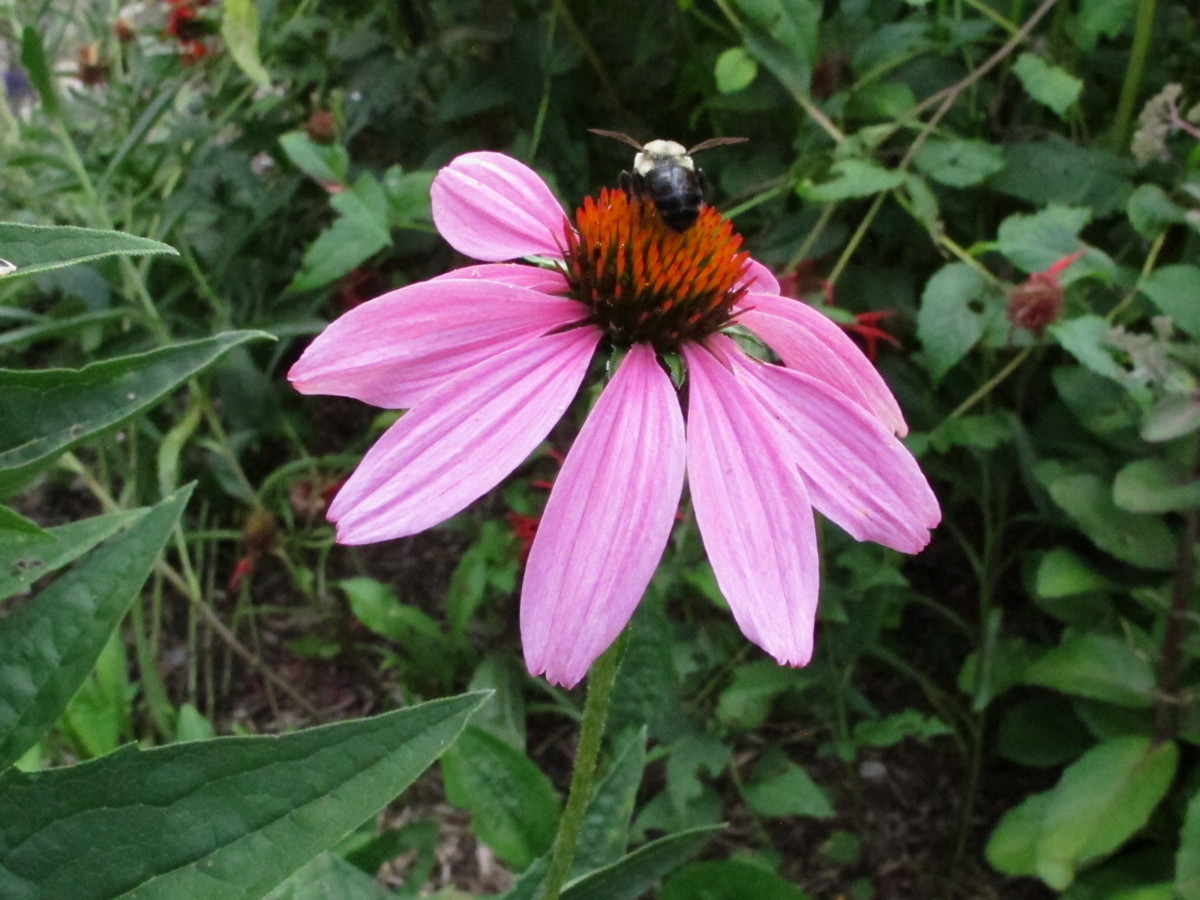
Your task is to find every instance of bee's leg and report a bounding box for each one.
[618,170,644,199]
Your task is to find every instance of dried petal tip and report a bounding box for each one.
[563,188,749,351]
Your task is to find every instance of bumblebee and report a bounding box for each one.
[589,129,747,232]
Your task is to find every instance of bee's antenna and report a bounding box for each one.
[589,128,646,150]
[687,136,749,154]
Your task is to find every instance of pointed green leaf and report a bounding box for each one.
[913,138,1005,188]
[987,791,1051,878]
[1035,737,1178,889]
[0,505,51,538]
[573,729,647,875]
[0,488,192,771]
[0,509,143,600]
[0,222,176,282]
[661,860,812,900]
[0,331,272,495]
[18,27,60,119]
[221,0,271,88]
[1140,265,1200,339]
[441,725,560,870]
[265,853,396,900]
[917,262,1004,381]
[1114,458,1200,513]
[1023,632,1156,708]
[800,158,906,202]
[0,693,486,900]
[563,826,722,900]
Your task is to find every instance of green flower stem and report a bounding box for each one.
[1111,0,1158,153]
[538,635,625,900]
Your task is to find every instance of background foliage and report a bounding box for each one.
[2,0,1199,897]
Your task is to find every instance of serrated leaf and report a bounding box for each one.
[0,222,176,282]
[278,131,350,186]
[1127,184,1186,239]
[732,0,819,95]
[221,0,271,88]
[996,205,1090,273]
[716,660,812,730]
[917,262,1003,381]
[440,726,560,870]
[990,138,1133,217]
[1140,265,1200,338]
[661,860,812,900]
[1035,737,1178,889]
[913,138,1005,187]
[0,693,486,899]
[1048,316,1123,380]
[744,760,834,819]
[800,158,906,201]
[0,331,271,496]
[1114,458,1200,513]
[288,176,392,292]
[1012,53,1082,117]
[1023,632,1156,708]
[714,47,758,94]
[0,488,192,771]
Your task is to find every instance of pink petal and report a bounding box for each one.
[521,344,686,687]
[431,152,568,262]
[329,325,601,544]
[737,292,908,436]
[289,278,588,409]
[738,258,780,295]
[430,262,570,295]
[683,341,820,667]
[718,339,940,553]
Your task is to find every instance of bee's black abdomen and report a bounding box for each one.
[644,166,704,232]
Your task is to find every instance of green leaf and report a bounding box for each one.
[714,47,758,94]
[279,131,350,186]
[800,158,906,201]
[1140,265,1200,338]
[917,262,1004,381]
[743,758,834,819]
[0,331,271,496]
[265,853,394,900]
[1049,316,1124,380]
[987,791,1051,878]
[715,661,812,730]
[1035,737,1179,889]
[1126,184,1187,240]
[997,696,1092,767]
[440,726,560,870]
[1113,458,1200,513]
[661,860,812,900]
[0,506,51,538]
[221,0,271,88]
[996,205,1091,273]
[288,175,392,292]
[0,488,192,772]
[563,826,722,900]
[1012,53,1083,118]
[913,138,1005,187]
[853,709,951,746]
[0,693,485,899]
[1073,0,1139,50]
[1141,394,1200,442]
[990,138,1133,217]
[339,577,443,645]
[1179,786,1200,900]
[18,27,60,119]
[1023,632,1156,708]
[1039,466,1177,570]
[731,0,819,95]
[1034,548,1111,600]
[0,222,176,282]
[573,730,647,876]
